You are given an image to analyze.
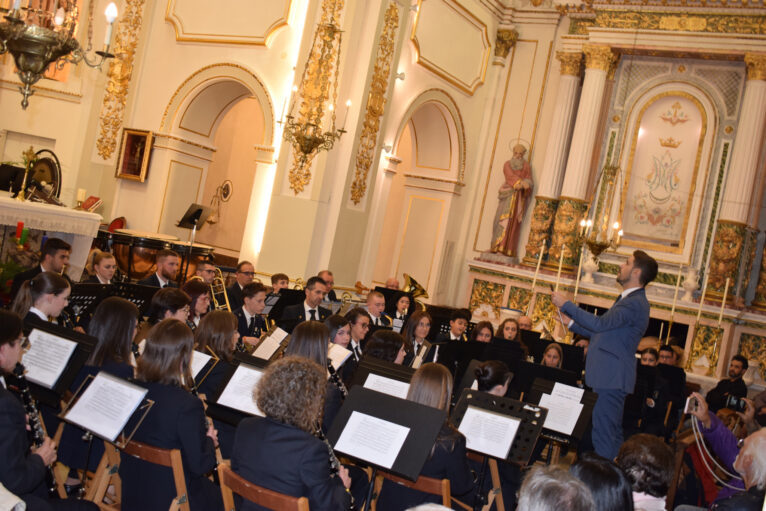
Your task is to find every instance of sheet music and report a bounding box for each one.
[363,373,410,399]
[538,393,583,435]
[63,372,148,442]
[216,364,264,416]
[190,350,213,378]
[551,382,584,402]
[392,318,404,333]
[334,411,410,469]
[253,337,281,360]
[328,343,351,370]
[22,329,78,388]
[269,328,288,343]
[458,405,520,459]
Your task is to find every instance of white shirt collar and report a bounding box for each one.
[621,287,641,299]
[97,274,110,284]
[304,301,318,319]
[156,273,168,287]
[0,376,5,389]
[242,307,256,322]
[29,307,48,321]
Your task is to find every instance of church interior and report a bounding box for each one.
[1,0,766,506]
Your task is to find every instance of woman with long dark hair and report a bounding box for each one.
[469,321,494,343]
[182,279,212,330]
[402,310,433,366]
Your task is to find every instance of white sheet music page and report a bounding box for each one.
[328,343,351,370]
[253,336,281,360]
[63,372,147,442]
[190,350,213,379]
[334,411,410,469]
[216,364,264,416]
[551,382,584,402]
[392,318,404,333]
[538,393,583,435]
[458,405,520,459]
[22,329,78,388]
[363,373,410,399]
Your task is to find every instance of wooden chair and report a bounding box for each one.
[466,451,505,511]
[217,461,309,511]
[373,470,471,510]
[120,440,190,511]
[84,443,122,509]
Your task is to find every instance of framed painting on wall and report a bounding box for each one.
[115,129,153,182]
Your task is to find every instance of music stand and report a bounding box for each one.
[66,283,111,325]
[176,203,212,284]
[110,281,159,318]
[508,361,579,400]
[374,286,415,317]
[526,378,596,448]
[268,289,305,322]
[349,356,415,389]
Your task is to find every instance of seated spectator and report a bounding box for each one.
[615,434,674,511]
[517,465,594,511]
[570,452,634,511]
[753,389,766,426]
[705,355,748,413]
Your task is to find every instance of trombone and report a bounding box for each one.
[191,267,231,311]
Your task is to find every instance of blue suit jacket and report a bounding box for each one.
[562,288,650,393]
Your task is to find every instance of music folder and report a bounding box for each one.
[350,357,414,399]
[206,354,269,426]
[176,203,212,230]
[327,386,445,481]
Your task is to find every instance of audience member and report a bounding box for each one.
[569,452,634,511]
[517,465,594,511]
[616,434,674,511]
[705,355,749,413]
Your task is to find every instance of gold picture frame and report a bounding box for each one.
[115,129,153,182]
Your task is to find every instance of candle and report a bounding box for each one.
[696,272,709,323]
[579,219,586,236]
[20,227,29,245]
[76,188,86,202]
[12,0,20,10]
[573,244,584,302]
[104,3,118,46]
[528,241,545,315]
[718,277,729,326]
[659,322,664,342]
[287,85,298,115]
[342,99,351,129]
[15,221,23,239]
[554,245,565,292]
[668,263,682,323]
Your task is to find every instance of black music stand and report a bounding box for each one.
[349,356,415,390]
[111,281,160,318]
[526,378,596,448]
[66,283,111,325]
[508,361,579,400]
[176,203,212,284]
[268,289,305,322]
[374,286,415,317]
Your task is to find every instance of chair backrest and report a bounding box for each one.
[218,461,309,511]
[376,470,450,507]
[121,440,190,511]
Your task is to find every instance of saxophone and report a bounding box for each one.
[12,363,58,497]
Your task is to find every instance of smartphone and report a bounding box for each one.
[684,396,698,414]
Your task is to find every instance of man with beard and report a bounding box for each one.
[552,250,657,459]
[705,355,749,413]
[138,249,180,288]
[491,144,534,257]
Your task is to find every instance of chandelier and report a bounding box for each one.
[281,0,349,194]
[0,0,118,109]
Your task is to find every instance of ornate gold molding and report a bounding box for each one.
[583,44,615,72]
[706,220,746,300]
[571,10,766,36]
[349,2,399,204]
[556,51,582,76]
[494,28,518,59]
[745,53,766,81]
[522,196,558,267]
[96,0,147,160]
[549,197,588,269]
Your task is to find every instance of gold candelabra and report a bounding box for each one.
[579,163,623,260]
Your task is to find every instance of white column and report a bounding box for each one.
[560,44,615,200]
[538,52,582,197]
[719,53,766,224]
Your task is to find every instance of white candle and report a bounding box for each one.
[527,241,545,315]
[12,0,20,10]
[554,245,565,292]
[342,99,351,129]
[573,244,584,302]
[76,188,86,202]
[717,277,729,327]
[696,272,709,324]
[103,3,118,46]
[668,263,682,324]
[658,322,664,342]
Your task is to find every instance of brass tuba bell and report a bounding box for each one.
[402,273,428,310]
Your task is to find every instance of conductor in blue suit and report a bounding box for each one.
[552,249,657,459]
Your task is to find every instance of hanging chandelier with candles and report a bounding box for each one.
[0,0,118,109]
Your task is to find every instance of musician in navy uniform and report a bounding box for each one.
[137,249,180,288]
[318,270,339,302]
[11,237,73,300]
[281,276,331,322]
[0,310,98,511]
[233,282,269,351]
[226,261,255,311]
[365,290,391,327]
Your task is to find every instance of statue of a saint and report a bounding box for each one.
[490,144,533,257]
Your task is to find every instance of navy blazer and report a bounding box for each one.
[281,304,331,322]
[11,266,74,300]
[231,416,351,511]
[226,284,244,312]
[195,357,237,460]
[0,384,47,498]
[562,288,650,393]
[119,381,221,511]
[233,307,267,339]
[137,273,178,288]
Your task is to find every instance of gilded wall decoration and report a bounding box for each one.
[349,2,399,205]
[469,279,505,313]
[740,227,758,299]
[522,197,558,267]
[96,0,147,160]
[494,28,518,59]
[549,198,587,269]
[752,250,766,311]
[583,44,616,72]
[531,293,557,338]
[707,220,745,297]
[507,286,532,312]
[745,53,766,81]
[685,324,724,377]
[570,11,766,36]
[556,51,583,76]
[739,333,766,381]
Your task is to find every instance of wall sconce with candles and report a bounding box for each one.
[0,0,118,109]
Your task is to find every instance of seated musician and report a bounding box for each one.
[366,290,391,326]
[82,249,117,284]
[270,272,290,293]
[384,277,400,290]
[226,261,255,311]
[181,279,212,330]
[542,342,563,368]
[137,249,180,288]
[0,310,98,511]
[344,307,371,362]
[469,321,494,343]
[58,297,138,494]
[137,288,191,351]
[231,356,352,511]
[364,330,407,365]
[637,348,672,437]
[11,271,71,325]
[281,276,331,322]
[120,319,222,511]
[233,282,268,350]
[194,259,216,285]
[434,308,470,343]
[402,310,434,367]
[318,270,339,302]
[11,237,72,299]
[377,363,476,509]
[326,314,356,384]
[194,310,240,459]
[392,292,411,322]
[497,318,529,357]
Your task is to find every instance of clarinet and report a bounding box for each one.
[12,363,58,497]
[327,361,348,398]
[315,425,354,509]
[190,383,221,483]
[59,310,75,329]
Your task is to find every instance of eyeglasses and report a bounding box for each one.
[180,306,191,314]
[18,336,30,351]
[238,271,255,276]
[201,269,216,274]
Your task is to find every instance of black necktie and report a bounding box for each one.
[309,309,316,320]
[353,345,361,360]
[248,316,255,335]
